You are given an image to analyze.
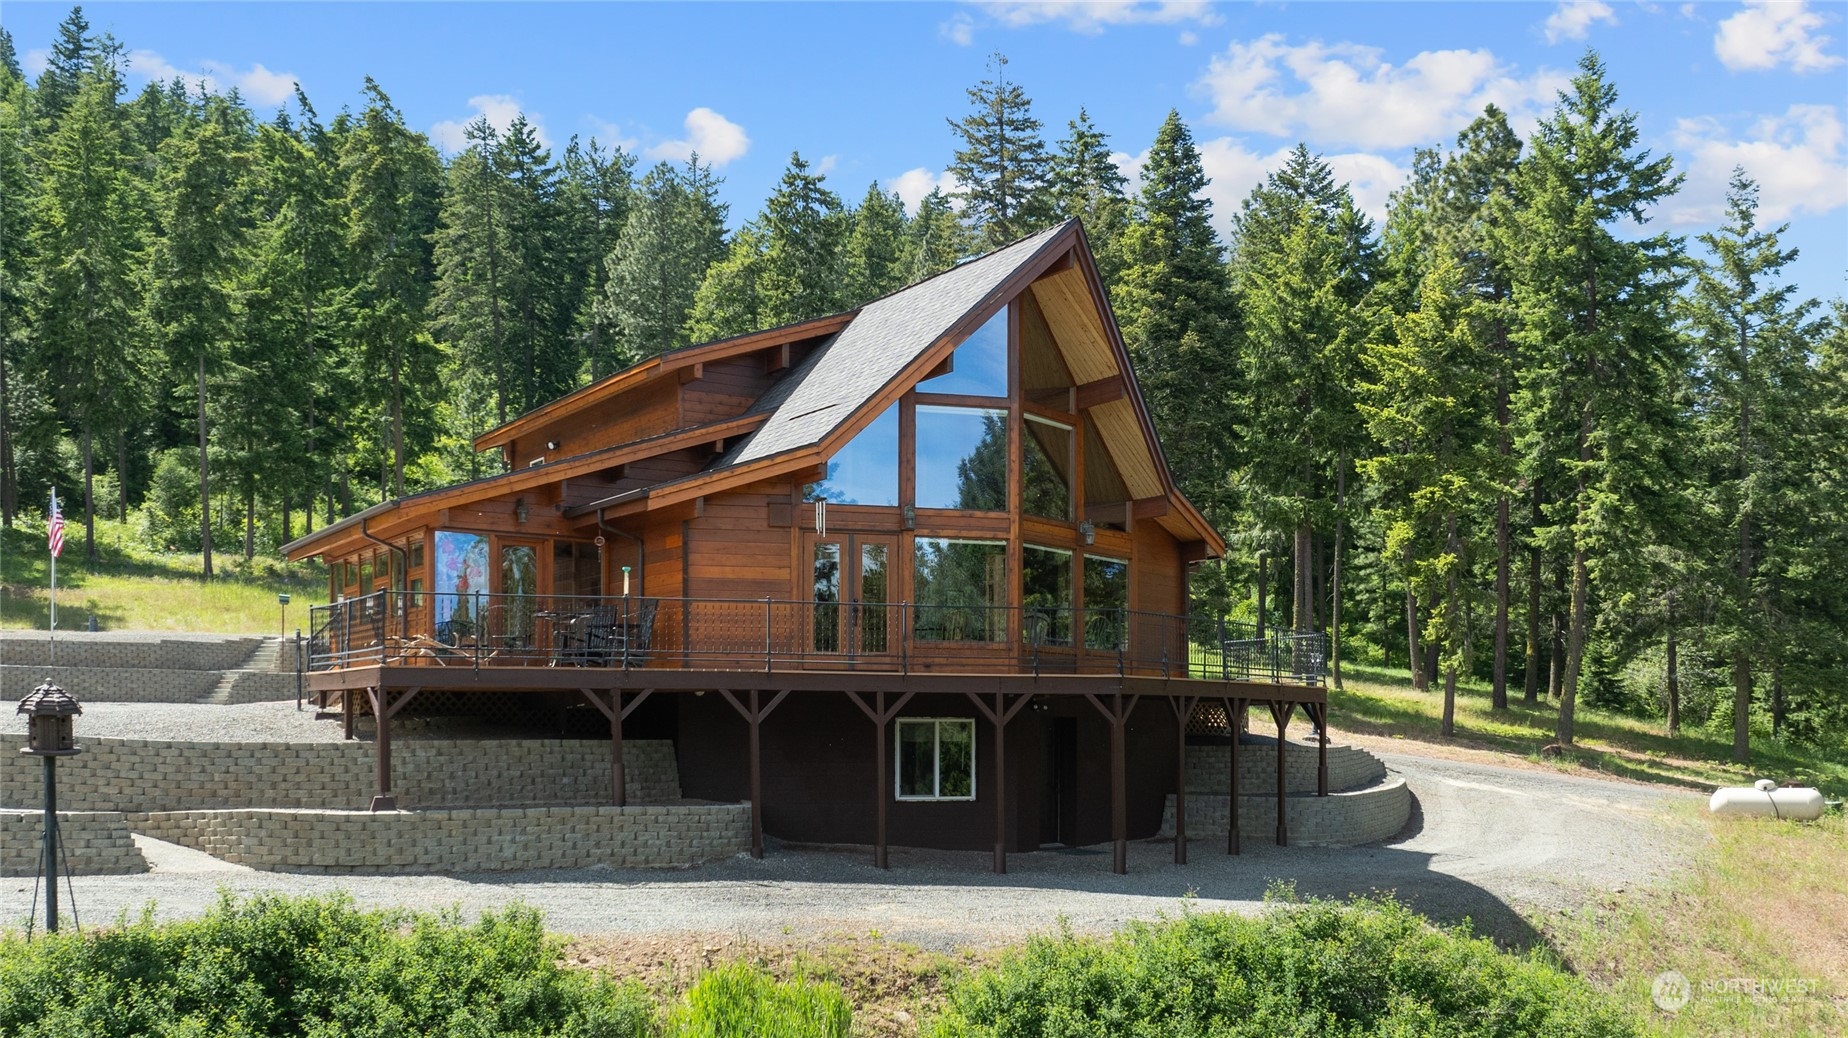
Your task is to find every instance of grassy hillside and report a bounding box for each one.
[1328,663,1848,798]
[0,520,325,635]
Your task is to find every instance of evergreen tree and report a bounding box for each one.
[0,27,20,81]
[340,78,441,499]
[558,135,633,380]
[756,151,848,327]
[685,226,765,342]
[1686,169,1824,759]
[599,158,726,361]
[907,187,967,279]
[146,91,253,574]
[947,52,1053,248]
[34,6,94,124]
[1112,111,1235,522]
[1498,51,1685,746]
[494,114,575,413]
[0,52,31,523]
[1049,107,1130,287]
[430,117,510,424]
[845,182,909,303]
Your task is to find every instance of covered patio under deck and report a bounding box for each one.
[304,660,1331,877]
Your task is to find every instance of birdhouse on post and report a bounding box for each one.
[18,681,81,756]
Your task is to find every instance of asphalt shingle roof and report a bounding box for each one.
[714,222,1070,470]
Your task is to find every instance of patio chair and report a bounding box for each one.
[616,599,658,667]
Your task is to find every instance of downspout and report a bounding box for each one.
[359,517,411,641]
[597,508,645,598]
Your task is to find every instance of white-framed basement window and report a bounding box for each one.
[896,718,976,800]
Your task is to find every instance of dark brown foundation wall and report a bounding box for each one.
[671,690,1179,853]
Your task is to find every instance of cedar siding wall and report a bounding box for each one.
[509,378,681,469]
[684,481,796,602]
[681,357,781,426]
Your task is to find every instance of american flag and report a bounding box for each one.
[48,490,64,559]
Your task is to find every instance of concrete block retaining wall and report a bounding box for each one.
[1184,741,1385,795]
[0,632,262,672]
[1158,777,1412,848]
[0,738,681,812]
[225,671,301,704]
[1,809,149,875]
[1,664,222,703]
[132,803,750,872]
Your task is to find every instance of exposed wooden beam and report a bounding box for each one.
[1074,374,1126,410]
[1131,496,1170,520]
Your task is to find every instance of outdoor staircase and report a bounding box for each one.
[202,636,284,705]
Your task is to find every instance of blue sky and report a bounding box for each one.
[7,1,1845,298]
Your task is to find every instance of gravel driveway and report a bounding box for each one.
[4,748,1701,951]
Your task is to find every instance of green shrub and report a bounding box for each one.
[665,960,853,1038]
[0,893,654,1038]
[928,897,1636,1038]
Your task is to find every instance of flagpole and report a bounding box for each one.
[48,490,58,669]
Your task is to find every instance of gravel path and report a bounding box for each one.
[4,748,1701,951]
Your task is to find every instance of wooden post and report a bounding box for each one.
[1227,697,1242,855]
[1315,703,1329,797]
[367,687,419,811]
[1168,696,1198,865]
[964,691,1034,874]
[610,694,625,806]
[849,689,915,869]
[719,689,792,861]
[1270,701,1295,846]
[342,688,355,741]
[1085,691,1140,875]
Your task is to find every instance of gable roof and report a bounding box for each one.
[714,223,1069,470]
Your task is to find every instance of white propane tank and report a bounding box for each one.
[1709,783,1827,820]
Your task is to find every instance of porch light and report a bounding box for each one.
[515,499,529,524]
[902,504,916,530]
[1078,520,1095,545]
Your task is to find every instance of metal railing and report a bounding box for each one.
[306,590,1328,686]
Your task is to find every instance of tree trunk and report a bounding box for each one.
[116,430,128,522]
[1442,665,1458,738]
[1293,520,1312,634]
[244,483,255,561]
[197,351,214,578]
[1525,494,1542,704]
[390,356,405,498]
[1331,454,1346,690]
[0,350,13,526]
[1771,658,1784,741]
[1405,556,1425,691]
[81,425,96,561]
[1731,650,1752,763]
[1665,602,1680,735]
[1255,552,1268,639]
[1549,569,1566,700]
[282,493,292,548]
[1492,491,1510,710]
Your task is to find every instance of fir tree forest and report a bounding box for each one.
[2,14,1844,762]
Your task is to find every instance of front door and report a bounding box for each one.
[807,534,898,664]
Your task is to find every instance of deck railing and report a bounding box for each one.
[306,590,1328,686]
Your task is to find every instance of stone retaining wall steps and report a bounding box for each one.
[0,632,262,672]
[0,809,149,875]
[1183,740,1386,796]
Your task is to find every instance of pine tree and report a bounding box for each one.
[1112,111,1235,521]
[1686,169,1824,760]
[1499,51,1685,746]
[845,182,909,302]
[494,114,575,412]
[0,27,20,81]
[34,6,94,124]
[755,151,848,327]
[340,78,441,500]
[1049,107,1130,287]
[558,135,633,380]
[947,52,1053,248]
[0,52,31,523]
[685,227,764,342]
[430,117,510,423]
[146,91,254,574]
[599,158,726,361]
[907,187,966,279]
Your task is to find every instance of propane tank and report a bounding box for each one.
[1709,782,1827,821]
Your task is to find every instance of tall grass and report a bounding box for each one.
[664,961,852,1037]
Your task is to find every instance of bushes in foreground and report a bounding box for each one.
[1,892,1633,1037]
[928,894,1637,1038]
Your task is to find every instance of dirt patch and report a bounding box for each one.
[567,929,992,1037]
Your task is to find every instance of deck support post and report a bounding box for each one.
[848,689,915,869]
[964,691,1034,874]
[1268,701,1295,846]
[1085,690,1140,875]
[719,689,791,860]
[1225,697,1243,854]
[342,689,355,741]
[366,687,419,811]
[1167,696,1198,865]
[1315,703,1329,796]
[579,688,654,807]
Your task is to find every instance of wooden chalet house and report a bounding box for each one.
[287,220,1329,874]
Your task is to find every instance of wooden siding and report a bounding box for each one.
[511,378,680,469]
[685,481,796,600]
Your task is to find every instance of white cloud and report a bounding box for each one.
[941,13,976,46]
[1179,30,1200,47]
[1714,0,1843,72]
[429,94,551,154]
[22,49,48,77]
[1194,136,1407,233]
[585,118,640,153]
[125,49,300,106]
[1543,1,1618,44]
[1197,35,1568,150]
[644,107,750,166]
[977,1,1220,34]
[1670,104,1848,224]
[814,154,840,175]
[891,167,961,213]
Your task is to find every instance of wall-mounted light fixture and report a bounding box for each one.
[514,499,529,524]
[546,440,559,451]
[902,504,916,530]
[1078,519,1095,545]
